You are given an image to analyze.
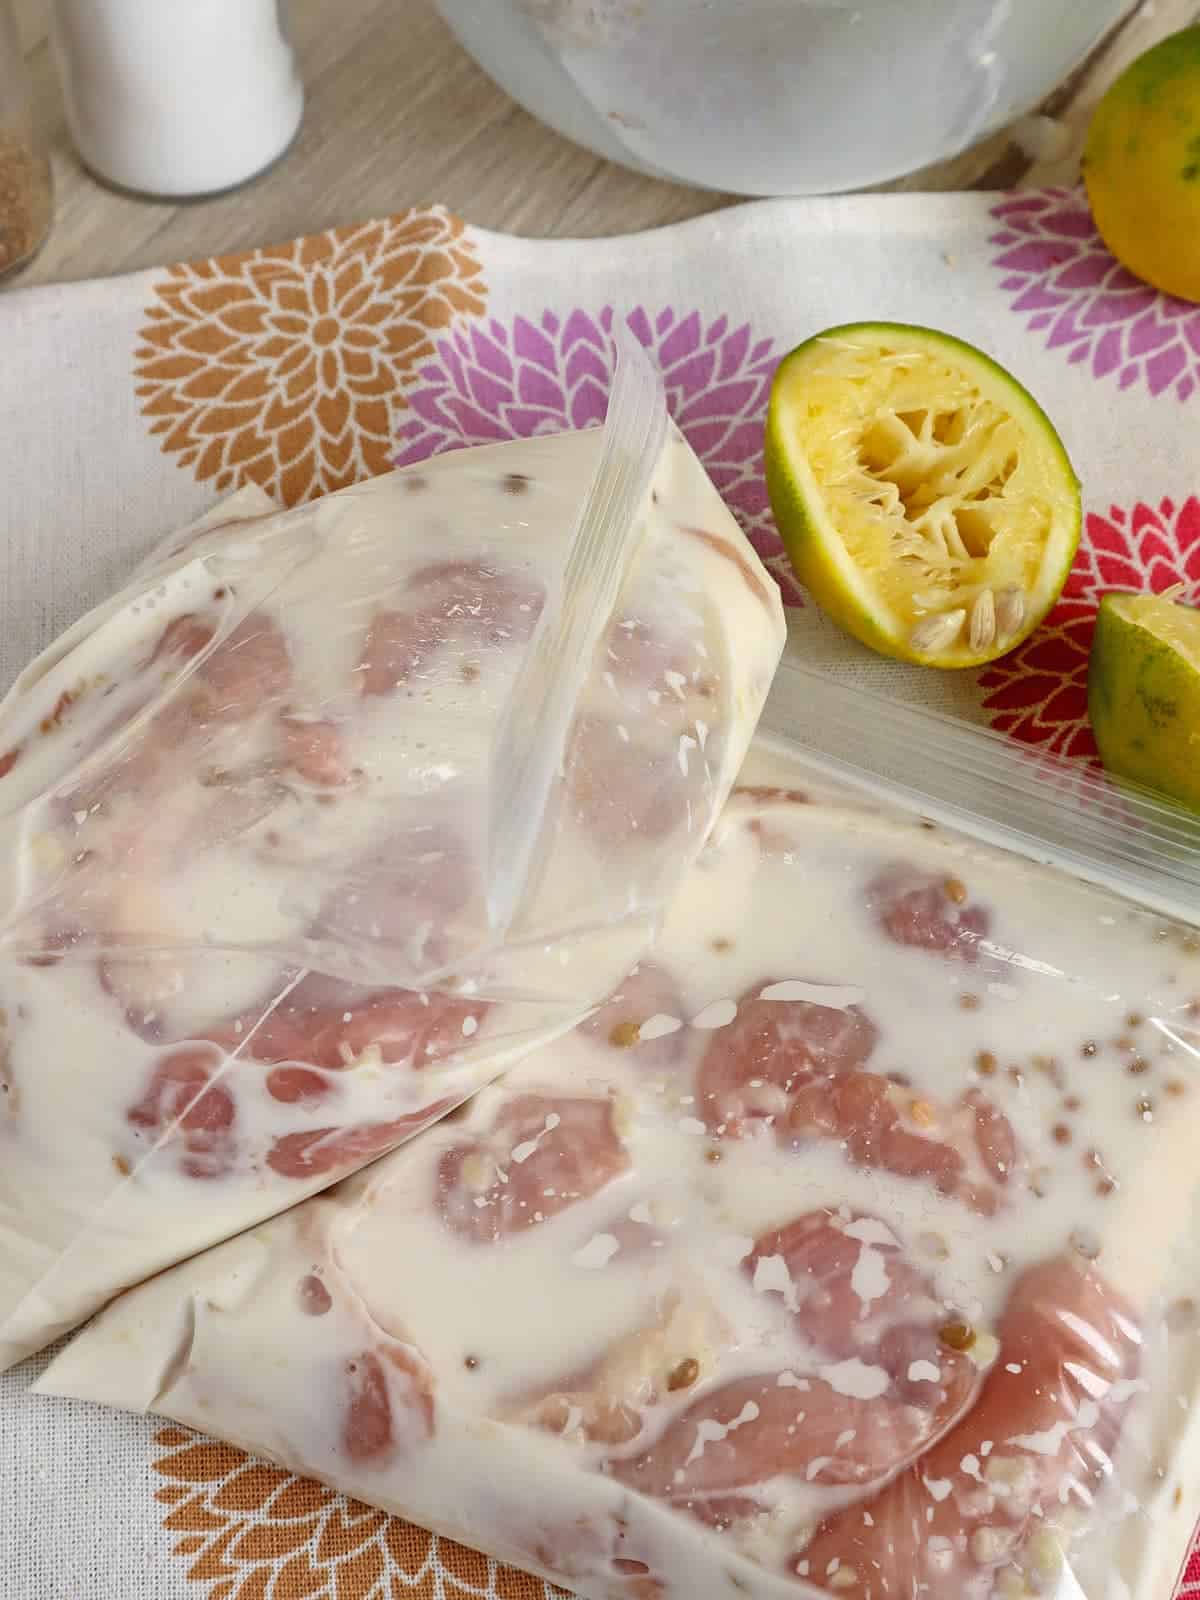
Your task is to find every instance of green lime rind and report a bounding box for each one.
[1089,592,1200,813]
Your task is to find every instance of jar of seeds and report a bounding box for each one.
[0,0,52,280]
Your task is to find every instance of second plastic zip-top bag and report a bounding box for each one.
[42,692,1200,1600]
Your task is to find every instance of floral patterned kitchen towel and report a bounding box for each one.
[1,191,1199,1600]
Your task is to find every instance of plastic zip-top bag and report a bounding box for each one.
[0,336,785,1370]
[40,701,1200,1600]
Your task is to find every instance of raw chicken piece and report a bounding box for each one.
[866,864,991,962]
[358,558,544,695]
[797,1256,1140,1598]
[613,1210,979,1502]
[437,1093,631,1244]
[698,980,1018,1213]
[697,981,879,1137]
[581,963,688,1068]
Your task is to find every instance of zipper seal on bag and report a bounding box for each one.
[486,330,668,933]
[763,659,1200,930]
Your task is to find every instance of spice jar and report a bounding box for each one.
[0,0,52,280]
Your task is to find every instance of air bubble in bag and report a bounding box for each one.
[0,341,785,1369]
[40,728,1200,1600]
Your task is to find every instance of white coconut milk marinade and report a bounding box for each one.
[0,427,785,1370]
[41,766,1200,1600]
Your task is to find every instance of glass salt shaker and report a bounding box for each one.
[51,0,304,200]
[0,0,52,281]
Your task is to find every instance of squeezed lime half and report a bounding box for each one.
[765,322,1081,668]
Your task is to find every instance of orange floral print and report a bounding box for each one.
[133,208,487,506]
[151,1427,569,1600]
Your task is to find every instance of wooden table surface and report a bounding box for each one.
[10,0,1200,288]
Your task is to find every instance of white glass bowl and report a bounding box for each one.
[437,0,1132,196]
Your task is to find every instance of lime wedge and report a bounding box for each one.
[765,322,1081,668]
[1089,589,1200,811]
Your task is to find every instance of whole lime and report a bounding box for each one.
[1083,26,1200,303]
